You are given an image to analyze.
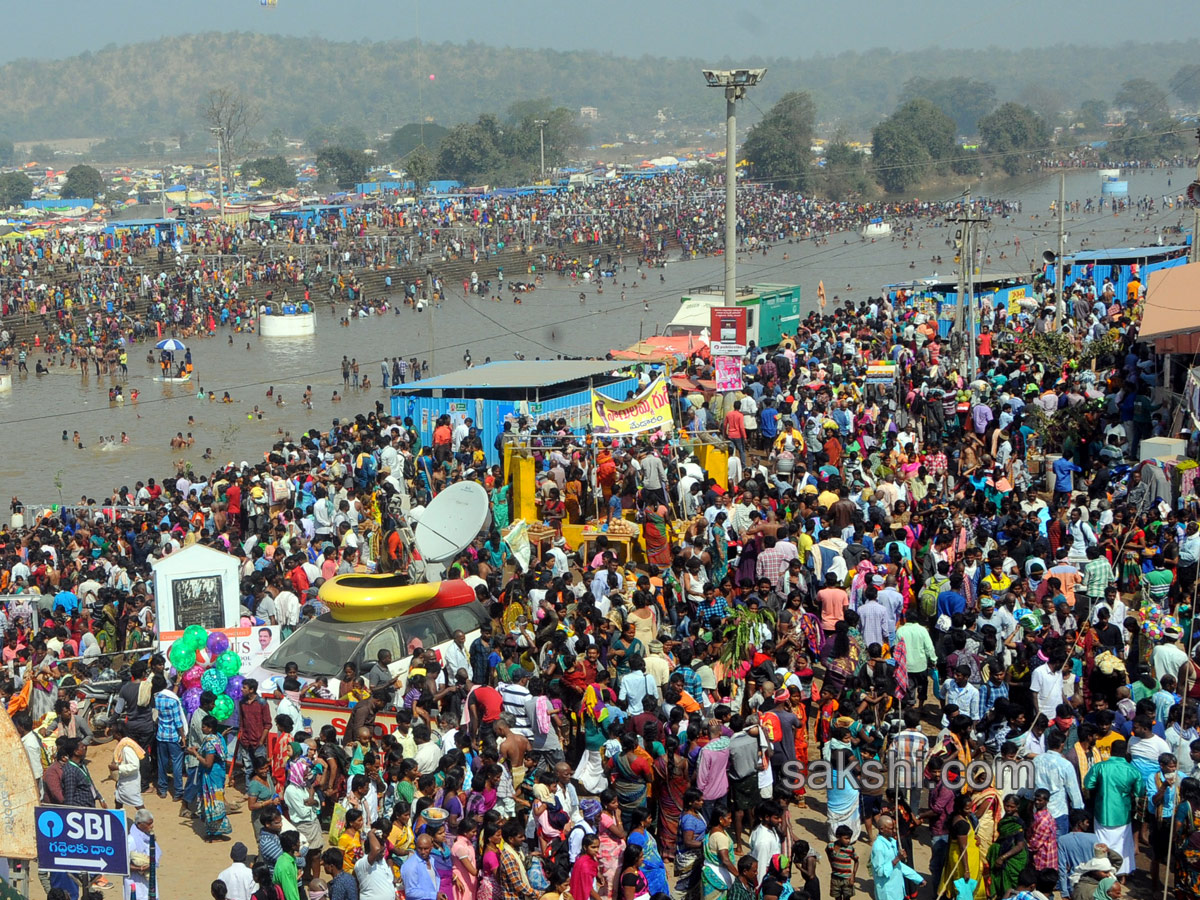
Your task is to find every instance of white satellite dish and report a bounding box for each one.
[414,481,491,562]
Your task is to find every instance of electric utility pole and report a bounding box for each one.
[947,190,988,381]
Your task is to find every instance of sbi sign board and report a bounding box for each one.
[36,807,129,876]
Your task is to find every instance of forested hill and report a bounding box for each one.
[3,31,1200,141]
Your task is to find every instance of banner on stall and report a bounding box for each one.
[865,360,898,385]
[714,355,744,392]
[591,377,674,434]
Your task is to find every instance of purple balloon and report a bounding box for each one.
[183,686,203,717]
[206,631,231,656]
[225,674,245,702]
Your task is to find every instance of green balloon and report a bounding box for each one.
[201,668,228,694]
[215,650,242,677]
[213,695,235,722]
[182,624,209,650]
[168,641,195,672]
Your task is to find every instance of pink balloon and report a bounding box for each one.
[182,663,205,690]
[429,74,435,81]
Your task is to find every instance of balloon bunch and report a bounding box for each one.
[170,625,244,722]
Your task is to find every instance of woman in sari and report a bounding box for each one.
[654,736,690,865]
[626,808,669,897]
[641,496,673,567]
[608,734,653,832]
[598,790,627,900]
[940,792,985,900]
[188,715,232,841]
[476,823,502,900]
[1173,776,1200,900]
[824,741,861,842]
[564,467,584,524]
[489,483,511,532]
[675,789,707,900]
[984,795,1027,899]
[700,805,737,900]
[968,784,1004,858]
[709,513,729,585]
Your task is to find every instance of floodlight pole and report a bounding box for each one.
[704,68,766,309]
[724,88,737,308]
[210,126,225,220]
[535,120,548,180]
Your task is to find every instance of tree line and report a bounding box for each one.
[745,68,1200,199]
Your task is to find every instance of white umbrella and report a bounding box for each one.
[155,339,187,351]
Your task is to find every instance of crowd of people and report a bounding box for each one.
[4,181,1200,900]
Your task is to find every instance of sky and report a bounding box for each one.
[3,0,1199,64]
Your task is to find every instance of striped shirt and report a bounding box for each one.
[497,682,533,736]
[154,690,186,741]
[826,842,857,880]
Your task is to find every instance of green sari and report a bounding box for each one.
[984,814,1027,900]
[710,523,728,584]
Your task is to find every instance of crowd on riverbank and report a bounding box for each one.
[5,175,1200,900]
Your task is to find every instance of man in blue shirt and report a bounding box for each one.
[936,573,967,622]
[154,677,187,800]
[1052,455,1082,497]
[400,835,441,900]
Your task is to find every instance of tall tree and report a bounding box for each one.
[1078,99,1109,131]
[243,156,297,190]
[0,137,13,167]
[870,99,957,193]
[978,103,1048,176]
[0,171,32,209]
[403,145,435,190]
[1114,78,1169,125]
[200,87,258,169]
[387,123,449,160]
[435,120,504,185]
[742,91,815,191]
[871,119,929,193]
[1169,65,1200,110]
[61,164,103,199]
[315,147,369,190]
[899,77,996,134]
[819,141,873,201]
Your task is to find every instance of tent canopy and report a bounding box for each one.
[1141,261,1200,353]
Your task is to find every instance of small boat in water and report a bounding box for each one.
[153,373,192,384]
[861,217,892,238]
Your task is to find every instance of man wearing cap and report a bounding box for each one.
[218,842,257,900]
[644,638,672,688]
[1151,626,1188,683]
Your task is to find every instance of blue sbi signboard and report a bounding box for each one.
[36,807,129,876]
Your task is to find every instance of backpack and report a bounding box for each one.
[919,575,949,621]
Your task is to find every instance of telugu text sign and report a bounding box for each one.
[36,806,129,875]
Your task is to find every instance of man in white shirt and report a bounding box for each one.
[274,582,301,637]
[217,843,257,900]
[442,631,470,681]
[451,418,472,453]
[16,712,42,794]
[545,538,570,579]
[1030,655,1066,723]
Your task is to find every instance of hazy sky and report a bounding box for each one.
[4,0,1198,63]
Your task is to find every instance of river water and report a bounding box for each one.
[1,168,1189,502]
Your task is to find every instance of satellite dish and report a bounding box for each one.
[415,481,491,562]
[1187,181,1200,207]
[1042,249,1057,264]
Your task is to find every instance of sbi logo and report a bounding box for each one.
[37,811,64,838]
